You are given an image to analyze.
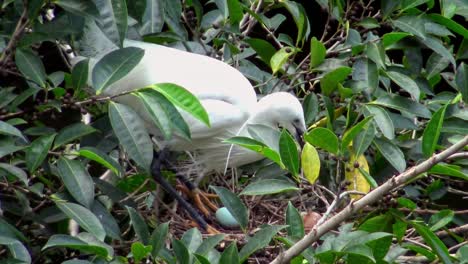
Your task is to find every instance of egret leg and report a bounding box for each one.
[176,173,219,216]
[151,151,218,233]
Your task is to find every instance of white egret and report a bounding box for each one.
[84,39,306,230]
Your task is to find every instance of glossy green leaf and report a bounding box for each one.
[427,14,468,39]
[91,201,121,240]
[135,90,172,139]
[54,123,97,149]
[352,58,379,92]
[149,83,210,127]
[373,138,406,173]
[78,147,122,177]
[422,104,447,157]
[382,32,411,47]
[353,122,376,158]
[0,163,28,186]
[244,38,277,65]
[286,202,304,240]
[93,47,145,93]
[424,36,456,67]
[195,234,225,256]
[71,59,89,91]
[304,127,339,154]
[181,228,202,252]
[392,16,426,39]
[342,116,373,149]
[303,92,318,124]
[55,0,99,18]
[320,66,352,96]
[386,70,420,100]
[150,222,169,258]
[455,62,467,103]
[108,102,153,171]
[366,42,386,69]
[0,121,26,141]
[225,137,283,167]
[426,52,450,79]
[371,94,431,118]
[131,242,152,263]
[240,178,299,196]
[219,242,239,264]
[301,143,321,184]
[429,164,468,180]
[358,167,378,188]
[429,209,454,231]
[42,234,109,258]
[57,157,95,208]
[280,1,309,45]
[412,221,452,264]
[211,186,248,231]
[126,206,150,245]
[239,225,287,262]
[279,130,299,176]
[270,47,295,74]
[55,202,106,241]
[140,0,164,35]
[93,0,128,46]
[364,105,394,139]
[310,37,326,68]
[227,0,242,25]
[15,48,47,87]
[25,134,56,172]
[172,239,190,264]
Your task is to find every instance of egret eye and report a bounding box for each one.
[293,118,300,123]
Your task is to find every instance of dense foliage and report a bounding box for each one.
[0,0,467,263]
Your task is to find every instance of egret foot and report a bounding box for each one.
[176,184,218,217]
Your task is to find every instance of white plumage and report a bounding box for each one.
[98,39,306,174]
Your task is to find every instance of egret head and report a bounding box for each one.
[253,92,307,144]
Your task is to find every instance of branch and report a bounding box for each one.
[0,2,29,69]
[270,135,468,264]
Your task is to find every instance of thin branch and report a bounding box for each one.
[0,2,29,69]
[270,135,468,264]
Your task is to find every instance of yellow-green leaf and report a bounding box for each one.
[301,143,320,184]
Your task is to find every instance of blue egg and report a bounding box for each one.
[215,207,240,228]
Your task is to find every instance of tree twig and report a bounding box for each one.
[270,135,468,264]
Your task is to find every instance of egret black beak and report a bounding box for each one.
[294,124,305,148]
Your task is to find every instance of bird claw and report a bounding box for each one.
[176,184,219,217]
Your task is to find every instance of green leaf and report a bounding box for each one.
[310,37,326,68]
[78,147,122,177]
[57,157,95,208]
[358,167,378,188]
[54,123,97,149]
[55,202,106,241]
[386,70,420,100]
[0,236,31,263]
[352,58,379,93]
[286,202,305,240]
[93,0,128,46]
[240,178,299,196]
[92,47,145,93]
[422,104,447,157]
[371,94,431,118]
[320,66,352,96]
[219,242,239,264]
[364,105,394,140]
[279,130,299,176]
[71,59,89,91]
[225,137,283,167]
[301,143,321,184]
[15,48,47,87]
[244,38,277,65]
[135,90,172,139]
[195,234,225,256]
[427,14,468,39]
[373,138,406,173]
[211,186,249,231]
[140,0,164,35]
[412,221,453,264]
[455,62,468,103]
[0,163,28,186]
[382,32,411,48]
[424,36,456,67]
[108,102,153,171]
[342,116,373,150]
[426,52,450,79]
[150,222,169,258]
[304,127,339,154]
[270,47,295,74]
[42,234,110,258]
[392,16,426,40]
[239,225,287,262]
[126,206,150,245]
[397,197,417,210]
[429,209,454,231]
[55,0,99,18]
[429,164,468,180]
[227,0,242,25]
[400,0,430,12]
[366,42,386,69]
[25,134,56,172]
[149,83,210,127]
[172,239,190,264]
[91,201,121,240]
[181,228,202,252]
[303,93,318,124]
[131,242,152,263]
[0,121,26,141]
[280,1,309,45]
